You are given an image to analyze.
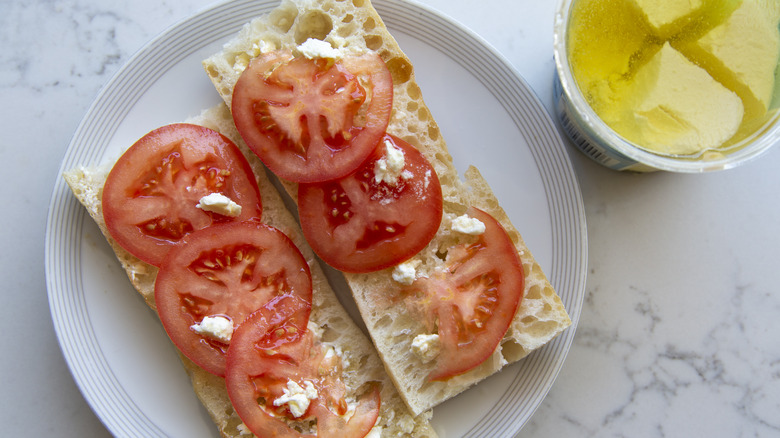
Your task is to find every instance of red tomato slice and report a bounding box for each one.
[231,50,393,183]
[102,123,263,266]
[154,221,312,377]
[226,296,380,438]
[297,134,443,272]
[402,208,524,381]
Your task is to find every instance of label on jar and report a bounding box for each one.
[553,76,656,172]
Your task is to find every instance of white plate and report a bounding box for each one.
[45,0,586,436]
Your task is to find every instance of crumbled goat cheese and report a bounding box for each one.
[190,315,233,343]
[297,38,344,60]
[236,422,252,436]
[324,345,350,369]
[273,380,319,418]
[392,259,421,285]
[324,345,339,360]
[235,40,276,71]
[411,333,441,363]
[365,425,384,438]
[307,320,324,341]
[451,214,486,235]
[341,399,359,422]
[254,39,275,55]
[374,139,406,185]
[196,193,242,217]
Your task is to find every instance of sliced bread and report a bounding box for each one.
[202,0,572,416]
[63,103,438,438]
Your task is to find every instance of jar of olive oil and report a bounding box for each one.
[553,0,780,172]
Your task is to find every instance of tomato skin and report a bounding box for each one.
[154,221,312,377]
[102,123,263,266]
[311,382,380,438]
[402,207,524,381]
[226,296,381,438]
[231,50,393,183]
[225,295,313,438]
[298,134,443,273]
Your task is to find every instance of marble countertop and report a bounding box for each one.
[3,0,779,436]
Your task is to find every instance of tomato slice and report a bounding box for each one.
[297,134,443,272]
[154,221,312,377]
[226,295,380,438]
[402,208,524,381]
[102,123,263,266]
[231,50,393,183]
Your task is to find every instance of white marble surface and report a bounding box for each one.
[3,0,779,436]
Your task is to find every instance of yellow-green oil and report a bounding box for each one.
[566,0,780,157]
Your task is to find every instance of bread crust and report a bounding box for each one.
[63,104,438,438]
[202,0,572,416]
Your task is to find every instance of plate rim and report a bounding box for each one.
[45,0,587,436]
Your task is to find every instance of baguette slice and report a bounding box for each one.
[63,103,438,438]
[203,0,572,415]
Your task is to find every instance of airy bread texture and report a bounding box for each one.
[203,0,572,416]
[63,104,438,438]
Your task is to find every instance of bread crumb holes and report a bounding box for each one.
[294,10,334,44]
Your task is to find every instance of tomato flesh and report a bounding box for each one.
[102,123,263,266]
[402,208,524,381]
[154,221,312,377]
[298,134,443,272]
[226,296,380,438]
[232,50,393,183]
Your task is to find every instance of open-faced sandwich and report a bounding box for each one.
[202,0,572,416]
[63,0,572,436]
[65,103,438,437]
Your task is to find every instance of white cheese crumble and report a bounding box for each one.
[236,422,252,436]
[307,320,324,341]
[341,399,359,422]
[297,38,344,60]
[254,39,276,55]
[128,262,150,284]
[374,139,406,185]
[392,259,421,286]
[451,214,486,235]
[190,315,233,343]
[324,345,350,369]
[365,425,384,438]
[411,333,441,363]
[273,380,319,418]
[196,193,242,217]
[235,40,276,71]
[323,345,339,361]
